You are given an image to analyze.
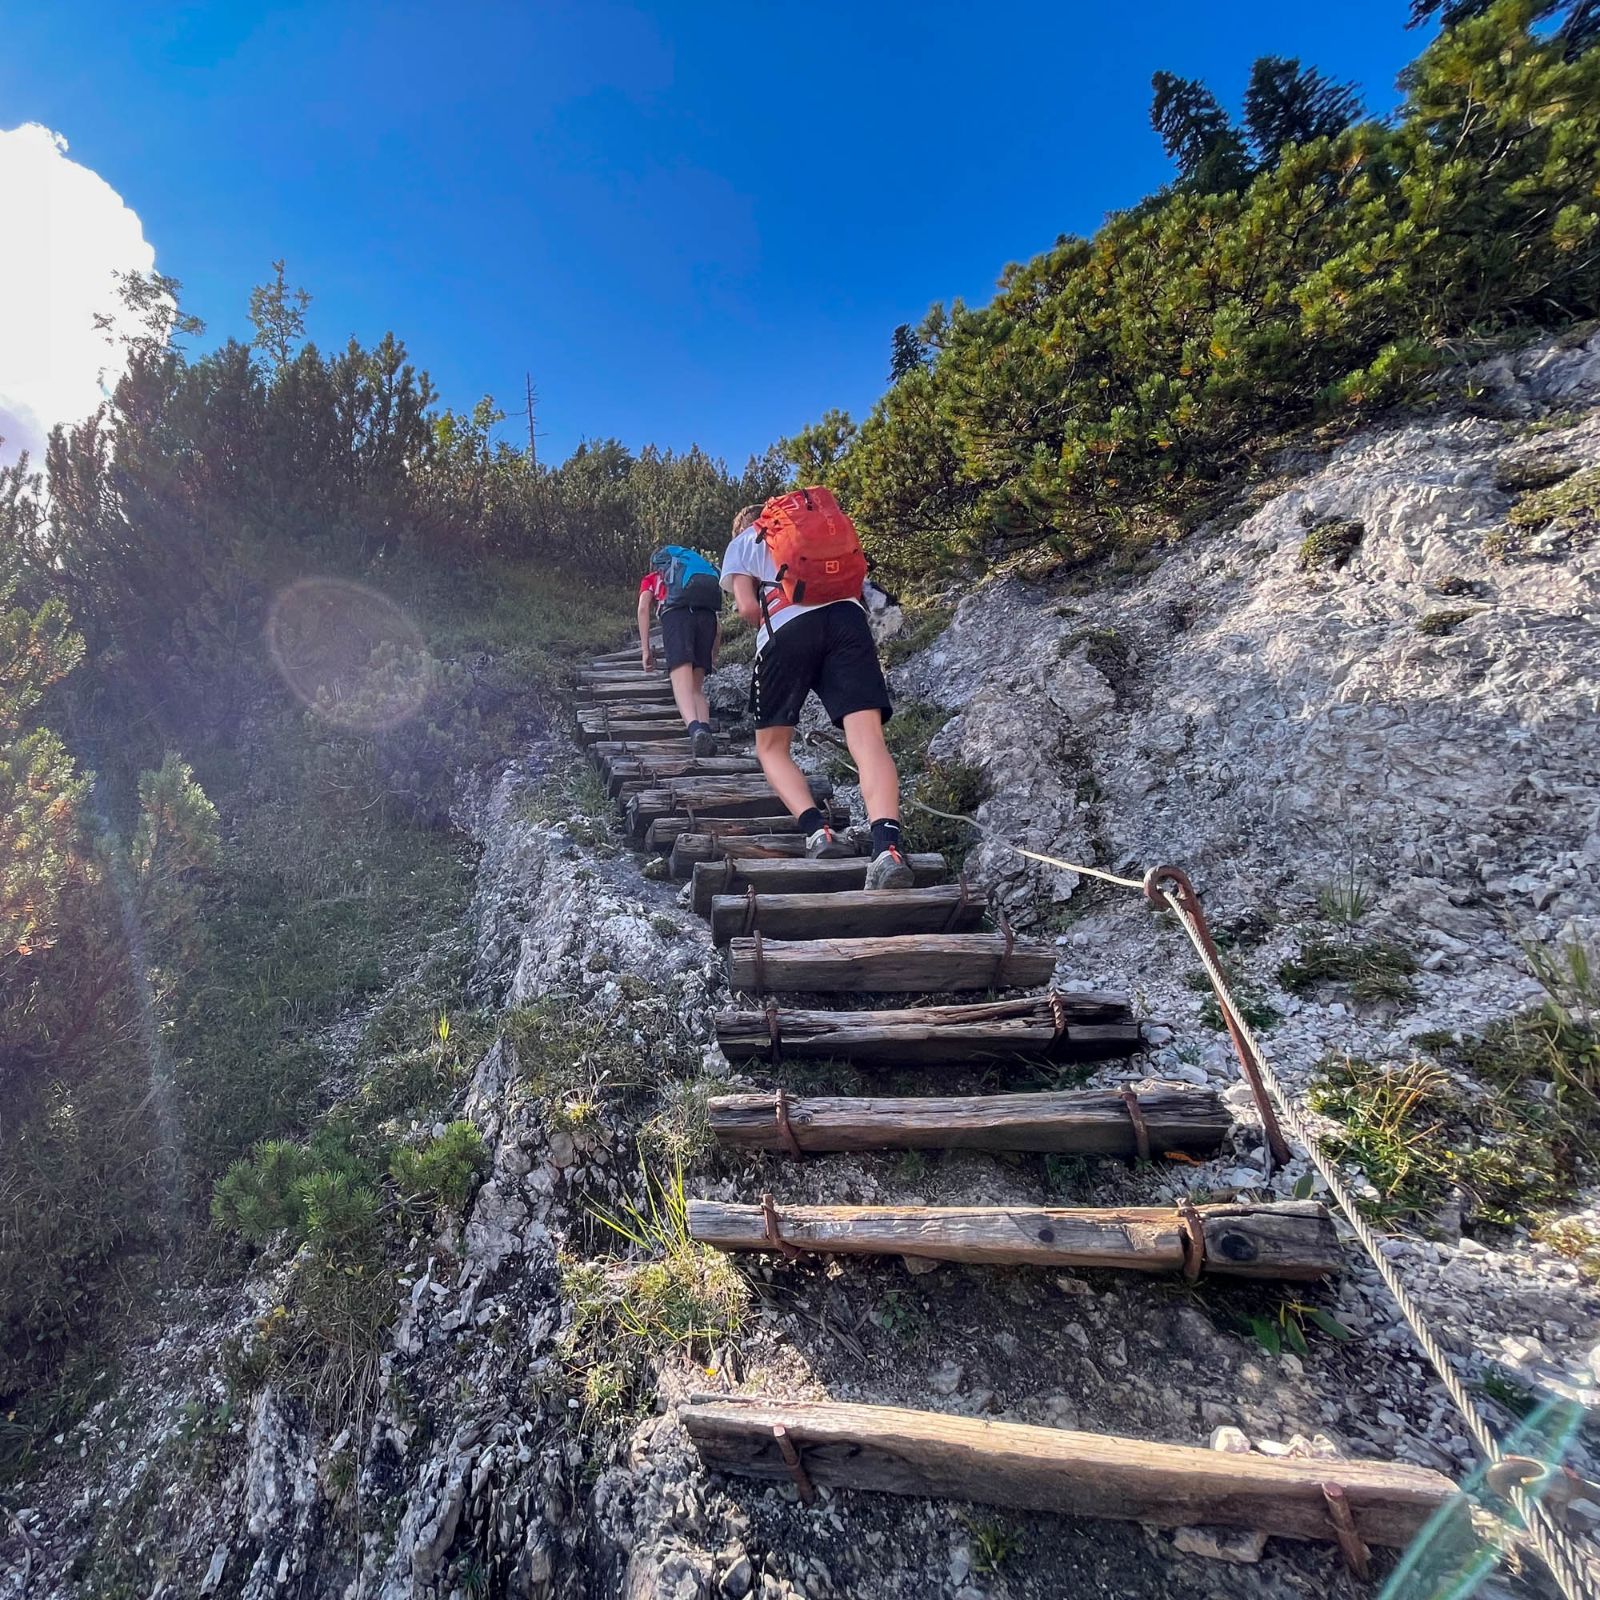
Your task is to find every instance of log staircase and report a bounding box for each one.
[567,644,1457,1571]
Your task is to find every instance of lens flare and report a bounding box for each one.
[265,577,432,732]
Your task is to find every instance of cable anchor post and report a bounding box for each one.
[1143,864,1292,1170]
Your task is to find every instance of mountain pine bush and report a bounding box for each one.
[793,1,1600,587]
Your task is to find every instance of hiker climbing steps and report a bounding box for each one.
[565,643,1454,1566]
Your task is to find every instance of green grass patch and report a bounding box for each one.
[561,1163,748,1429]
[881,604,954,668]
[1298,518,1365,573]
[1278,937,1419,1005]
[1309,1054,1570,1230]
[1417,608,1477,637]
[1184,959,1280,1033]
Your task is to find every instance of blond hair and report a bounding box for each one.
[731,503,764,535]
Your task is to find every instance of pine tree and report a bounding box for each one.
[248,259,312,375]
[1149,72,1254,192]
[1243,56,1363,162]
[1409,0,1597,56]
[888,323,928,381]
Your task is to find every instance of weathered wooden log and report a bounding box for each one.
[707,1085,1228,1156]
[577,702,686,725]
[671,831,865,876]
[709,884,986,946]
[629,777,831,839]
[687,1198,1341,1281]
[691,852,947,914]
[582,720,702,746]
[577,666,666,682]
[576,680,676,704]
[680,1397,1456,1550]
[726,933,1056,995]
[606,756,762,799]
[589,643,659,665]
[715,994,1137,1065]
[645,811,848,852]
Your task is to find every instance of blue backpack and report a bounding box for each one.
[650,545,722,612]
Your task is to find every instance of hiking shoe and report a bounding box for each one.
[689,726,716,759]
[865,846,914,891]
[805,826,852,860]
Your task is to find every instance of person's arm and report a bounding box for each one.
[637,588,654,670]
[730,574,762,630]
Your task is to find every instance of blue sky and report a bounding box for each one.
[3,1,1434,469]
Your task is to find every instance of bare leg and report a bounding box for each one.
[843,709,900,823]
[669,663,699,730]
[754,724,817,817]
[690,668,710,726]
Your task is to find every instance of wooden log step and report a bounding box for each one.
[707,1085,1228,1157]
[582,720,703,746]
[647,813,849,854]
[709,884,986,946]
[589,644,659,665]
[716,993,1137,1065]
[606,756,762,799]
[726,933,1056,995]
[629,777,832,839]
[577,702,687,724]
[687,1198,1341,1281]
[670,830,865,876]
[691,852,947,914]
[577,665,666,681]
[680,1397,1456,1550]
[576,680,677,704]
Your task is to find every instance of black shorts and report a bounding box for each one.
[749,602,893,730]
[660,607,717,671]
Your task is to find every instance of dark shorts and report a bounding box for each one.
[660,606,717,671]
[749,602,893,730]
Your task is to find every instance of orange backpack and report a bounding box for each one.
[755,486,868,608]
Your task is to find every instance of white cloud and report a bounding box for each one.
[0,123,156,467]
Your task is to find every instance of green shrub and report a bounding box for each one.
[907,758,989,868]
[785,6,1600,583]
[390,1121,489,1214]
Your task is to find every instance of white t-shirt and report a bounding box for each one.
[719,527,860,652]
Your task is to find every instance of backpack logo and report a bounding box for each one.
[824,559,840,574]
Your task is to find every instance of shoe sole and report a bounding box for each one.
[866,862,915,891]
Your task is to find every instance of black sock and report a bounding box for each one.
[797,806,825,835]
[870,818,902,856]
[686,719,705,735]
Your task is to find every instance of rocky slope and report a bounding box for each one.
[6,329,1600,1600]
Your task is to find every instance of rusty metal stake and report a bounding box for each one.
[764,998,783,1065]
[942,870,972,932]
[761,1190,801,1259]
[1321,1482,1370,1579]
[1143,865,1292,1170]
[772,1424,816,1504]
[1120,1088,1152,1163]
[990,913,1016,993]
[743,882,760,936]
[774,1088,804,1159]
[752,929,767,996]
[1176,1198,1205,1282]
